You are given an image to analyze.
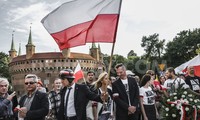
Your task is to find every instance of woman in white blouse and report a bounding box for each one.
[139,74,158,120]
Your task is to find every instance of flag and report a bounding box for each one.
[41,0,121,50]
[175,54,200,77]
[74,62,84,83]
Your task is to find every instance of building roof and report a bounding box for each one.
[11,52,95,62]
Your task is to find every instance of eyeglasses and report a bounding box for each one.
[25,82,36,85]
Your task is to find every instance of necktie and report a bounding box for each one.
[65,87,72,117]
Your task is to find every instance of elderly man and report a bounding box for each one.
[185,66,200,93]
[18,74,49,120]
[0,77,16,120]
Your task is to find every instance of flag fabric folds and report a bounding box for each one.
[41,0,121,50]
[74,62,84,83]
[175,54,200,77]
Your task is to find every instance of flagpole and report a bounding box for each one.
[108,0,123,78]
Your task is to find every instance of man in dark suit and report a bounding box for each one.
[18,74,49,120]
[112,63,139,120]
[57,69,106,120]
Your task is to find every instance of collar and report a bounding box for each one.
[27,88,37,98]
[69,83,75,89]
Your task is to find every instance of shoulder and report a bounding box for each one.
[75,84,89,90]
[128,76,136,82]
[112,78,119,85]
[35,90,48,99]
[195,76,200,80]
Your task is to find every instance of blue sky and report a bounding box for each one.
[0,0,200,57]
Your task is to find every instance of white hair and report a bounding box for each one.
[0,77,9,85]
[25,74,39,82]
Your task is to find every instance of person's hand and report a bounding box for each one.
[128,106,136,114]
[7,91,16,101]
[156,111,159,119]
[18,107,27,118]
[128,111,132,115]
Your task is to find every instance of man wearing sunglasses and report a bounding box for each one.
[18,74,49,120]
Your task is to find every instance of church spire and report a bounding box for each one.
[9,30,17,61]
[92,43,97,48]
[98,43,101,52]
[26,24,35,59]
[18,43,21,56]
[27,25,32,45]
[10,31,16,51]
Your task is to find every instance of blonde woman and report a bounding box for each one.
[93,72,112,120]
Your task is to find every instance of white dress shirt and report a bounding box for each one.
[64,83,76,117]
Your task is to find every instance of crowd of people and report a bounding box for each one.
[0,63,200,120]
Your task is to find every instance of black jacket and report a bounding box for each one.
[19,90,49,120]
[57,83,102,120]
[112,77,139,120]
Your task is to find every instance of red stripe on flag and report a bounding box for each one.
[194,65,200,77]
[51,14,118,50]
[86,14,119,43]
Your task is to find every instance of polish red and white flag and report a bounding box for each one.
[41,0,121,50]
[74,62,84,83]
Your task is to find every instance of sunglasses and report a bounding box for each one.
[25,82,36,85]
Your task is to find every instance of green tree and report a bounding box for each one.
[141,33,165,61]
[164,28,200,67]
[127,50,137,58]
[103,54,126,76]
[0,52,11,81]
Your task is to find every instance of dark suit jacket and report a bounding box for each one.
[19,90,49,120]
[57,83,102,120]
[112,77,139,120]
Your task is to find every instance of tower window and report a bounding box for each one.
[47,73,51,77]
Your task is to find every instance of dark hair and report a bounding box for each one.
[140,74,151,87]
[87,71,95,75]
[146,70,155,76]
[115,63,125,69]
[158,75,166,84]
[166,67,175,74]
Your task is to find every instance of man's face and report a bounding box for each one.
[61,78,70,87]
[25,78,37,92]
[116,66,126,79]
[54,79,62,90]
[87,73,94,84]
[188,66,194,75]
[0,81,8,95]
[165,70,172,79]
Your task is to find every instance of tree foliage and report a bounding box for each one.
[0,52,10,81]
[141,33,165,61]
[103,54,126,76]
[127,50,137,58]
[163,28,200,67]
